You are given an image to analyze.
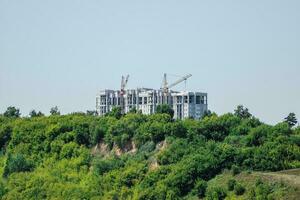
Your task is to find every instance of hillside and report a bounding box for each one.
[0,107,300,199]
[204,169,300,200]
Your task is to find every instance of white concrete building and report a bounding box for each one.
[96,88,208,119]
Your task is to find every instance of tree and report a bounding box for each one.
[234,105,252,119]
[86,110,98,116]
[284,113,297,127]
[29,110,44,117]
[156,104,174,118]
[234,183,245,195]
[50,106,60,116]
[3,153,33,177]
[0,125,12,149]
[129,107,137,113]
[192,179,207,198]
[3,106,21,118]
[202,109,212,119]
[106,106,122,119]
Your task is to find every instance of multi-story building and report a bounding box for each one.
[96,88,208,119]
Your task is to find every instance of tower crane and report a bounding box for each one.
[161,73,192,93]
[120,75,129,95]
[120,75,129,114]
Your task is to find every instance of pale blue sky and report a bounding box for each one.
[0,0,299,124]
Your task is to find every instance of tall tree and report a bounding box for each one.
[3,106,21,118]
[284,113,297,127]
[201,110,213,119]
[50,106,60,116]
[86,110,98,116]
[234,105,252,119]
[29,110,44,117]
[156,104,174,118]
[106,106,122,119]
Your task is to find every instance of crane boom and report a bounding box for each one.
[166,74,192,90]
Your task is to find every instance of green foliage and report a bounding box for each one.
[106,106,122,119]
[0,179,7,198]
[231,165,240,175]
[50,106,60,115]
[157,139,189,165]
[227,179,236,191]
[29,110,44,117]
[3,153,34,177]
[234,105,252,119]
[86,110,97,116]
[191,179,207,198]
[234,183,245,195]
[156,104,174,118]
[0,124,12,149]
[284,113,298,127]
[93,157,124,175]
[0,107,299,199]
[3,106,20,118]
[206,186,227,200]
[249,178,281,200]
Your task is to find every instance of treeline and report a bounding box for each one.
[0,105,299,199]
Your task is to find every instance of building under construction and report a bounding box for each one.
[96,74,208,119]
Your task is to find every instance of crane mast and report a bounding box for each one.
[120,75,129,114]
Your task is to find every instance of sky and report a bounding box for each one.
[0,0,299,124]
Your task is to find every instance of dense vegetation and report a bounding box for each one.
[0,106,299,199]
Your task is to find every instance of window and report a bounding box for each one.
[177,96,182,103]
[196,96,200,104]
[200,96,204,104]
[139,97,143,105]
[184,96,188,103]
[144,97,147,104]
[189,95,194,103]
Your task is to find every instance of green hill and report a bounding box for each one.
[0,107,299,199]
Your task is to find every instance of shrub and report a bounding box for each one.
[93,157,124,175]
[192,179,207,198]
[3,153,34,177]
[206,187,227,200]
[227,179,236,191]
[0,125,12,149]
[231,165,240,175]
[234,183,245,195]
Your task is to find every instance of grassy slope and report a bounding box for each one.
[206,169,300,200]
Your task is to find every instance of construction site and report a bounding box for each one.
[96,73,208,119]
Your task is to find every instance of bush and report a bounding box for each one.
[227,179,236,191]
[3,153,34,177]
[0,125,12,149]
[192,179,207,198]
[234,183,245,195]
[206,187,227,200]
[231,165,240,176]
[93,157,124,175]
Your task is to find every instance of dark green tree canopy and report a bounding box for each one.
[3,106,21,118]
[106,106,122,119]
[284,113,297,127]
[234,105,252,119]
[156,104,174,118]
[29,110,44,117]
[50,106,60,116]
[86,110,98,116]
[0,105,299,199]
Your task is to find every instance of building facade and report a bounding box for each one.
[96,88,208,119]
